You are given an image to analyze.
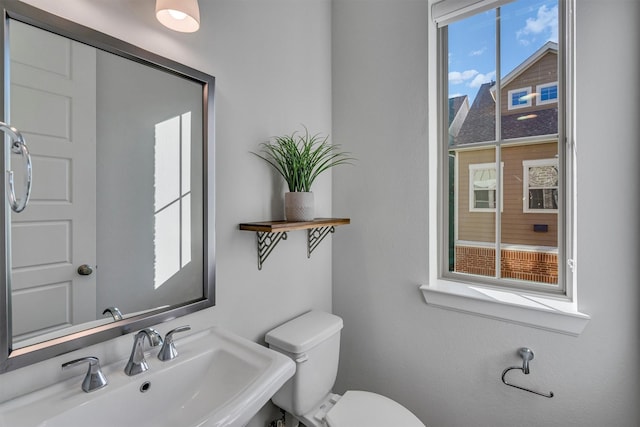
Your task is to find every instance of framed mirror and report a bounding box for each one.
[0,0,215,373]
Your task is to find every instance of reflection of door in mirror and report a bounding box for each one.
[9,20,97,343]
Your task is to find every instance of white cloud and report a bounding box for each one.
[470,47,486,57]
[517,5,558,45]
[450,69,495,89]
[469,71,496,88]
[449,69,479,85]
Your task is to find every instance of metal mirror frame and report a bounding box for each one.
[0,0,215,373]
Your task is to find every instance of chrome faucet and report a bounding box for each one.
[62,356,108,393]
[124,328,163,376]
[158,325,191,361]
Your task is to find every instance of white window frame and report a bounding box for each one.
[469,162,504,212]
[537,81,559,105]
[507,86,532,110]
[423,0,589,336]
[523,158,558,213]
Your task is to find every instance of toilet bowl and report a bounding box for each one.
[265,310,425,427]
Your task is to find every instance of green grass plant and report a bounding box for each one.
[253,127,353,192]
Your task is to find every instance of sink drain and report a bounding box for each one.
[140,381,151,393]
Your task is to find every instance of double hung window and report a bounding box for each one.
[434,0,569,291]
[469,162,503,212]
[424,0,588,335]
[523,159,558,213]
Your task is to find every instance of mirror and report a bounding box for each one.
[0,1,215,373]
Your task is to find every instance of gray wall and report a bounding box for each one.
[3,1,332,425]
[96,50,204,315]
[332,0,640,426]
[3,1,639,427]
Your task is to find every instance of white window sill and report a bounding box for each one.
[419,280,590,336]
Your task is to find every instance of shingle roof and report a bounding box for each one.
[448,95,468,126]
[501,107,558,139]
[455,82,496,145]
[452,43,559,146]
[453,82,558,146]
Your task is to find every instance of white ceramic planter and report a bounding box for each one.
[285,192,314,221]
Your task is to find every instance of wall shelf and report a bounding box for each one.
[239,218,350,270]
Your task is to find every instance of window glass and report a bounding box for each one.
[445,0,560,287]
[508,88,532,109]
[538,82,558,104]
[447,9,496,145]
[524,159,558,212]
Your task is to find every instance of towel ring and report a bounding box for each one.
[1,122,32,213]
[501,348,554,398]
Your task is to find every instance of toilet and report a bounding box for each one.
[265,310,425,427]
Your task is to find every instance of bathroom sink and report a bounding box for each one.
[0,326,296,427]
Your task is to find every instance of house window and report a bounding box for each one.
[524,159,558,212]
[508,87,532,110]
[537,82,558,105]
[469,162,503,211]
[425,0,586,335]
[437,0,568,290]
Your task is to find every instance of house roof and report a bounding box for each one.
[501,107,558,139]
[454,82,496,145]
[448,95,468,126]
[453,41,559,147]
[453,82,558,145]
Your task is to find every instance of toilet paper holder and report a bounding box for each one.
[501,348,554,398]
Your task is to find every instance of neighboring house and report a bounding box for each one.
[449,42,559,284]
[448,95,469,140]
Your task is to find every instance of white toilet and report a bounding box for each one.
[265,310,425,427]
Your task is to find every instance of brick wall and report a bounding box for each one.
[455,245,558,284]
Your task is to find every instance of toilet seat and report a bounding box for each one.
[324,391,424,427]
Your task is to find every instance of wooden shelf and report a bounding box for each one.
[239,218,350,232]
[239,218,350,270]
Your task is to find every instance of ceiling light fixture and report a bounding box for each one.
[156,0,200,33]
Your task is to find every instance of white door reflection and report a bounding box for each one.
[154,112,192,289]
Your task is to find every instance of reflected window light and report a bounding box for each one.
[517,114,538,121]
[154,112,192,289]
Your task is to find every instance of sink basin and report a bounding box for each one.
[0,326,295,427]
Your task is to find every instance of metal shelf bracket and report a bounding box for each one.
[307,226,335,258]
[256,231,288,270]
[239,218,349,270]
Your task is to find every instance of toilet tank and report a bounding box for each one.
[265,311,343,416]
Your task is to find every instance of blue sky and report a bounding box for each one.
[448,0,558,101]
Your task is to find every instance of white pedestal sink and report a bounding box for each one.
[0,326,295,427]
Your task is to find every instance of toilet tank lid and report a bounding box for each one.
[265,311,343,354]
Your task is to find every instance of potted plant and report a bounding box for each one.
[253,126,353,221]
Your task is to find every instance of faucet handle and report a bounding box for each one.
[158,325,191,361]
[62,356,108,393]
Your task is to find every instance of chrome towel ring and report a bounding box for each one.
[1,121,32,213]
[501,347,554,398]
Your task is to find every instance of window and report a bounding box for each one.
[537,82,558,105]
[508,87,532,110]
[424,0,588,336]
[523,159,558,212]
[444,0,563,288]
[469,162,503,211]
